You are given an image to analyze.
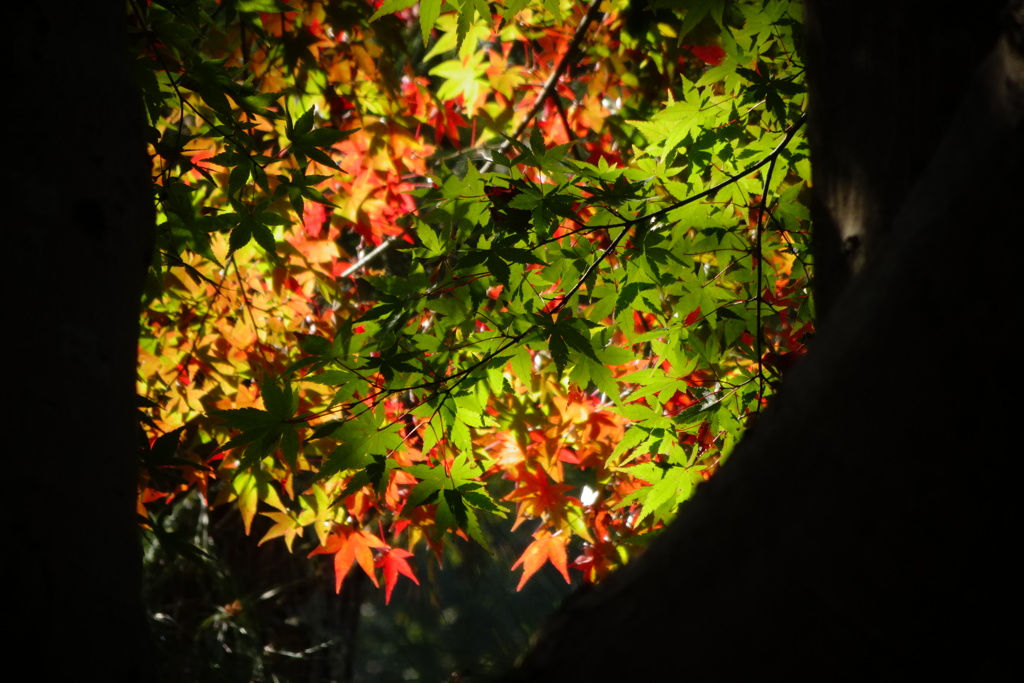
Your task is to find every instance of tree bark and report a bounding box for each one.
[503,1,1022,680]
[10,3,154,680]
[805,0,1007,320]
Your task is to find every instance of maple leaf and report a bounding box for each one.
[375,547,420,604]
[134,0,813,611]
[258,512,309,552]
[684,306,703,327]
[570,540,618,584]
[430,51,489,115]
[431,100,467,148]
[301,201,328,238]
[503,466,575,530]
[309,524,386,593]
[512,529,571,591]
[683,43,726,66]
[230,469,284,535]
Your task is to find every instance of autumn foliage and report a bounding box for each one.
[133,0,811,604]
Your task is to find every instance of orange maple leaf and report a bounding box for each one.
[512,529,571,591]
[309,524,386,593]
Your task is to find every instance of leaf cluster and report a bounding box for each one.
[135,0,813,602]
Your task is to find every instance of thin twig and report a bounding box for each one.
[549,116,806,317]
[308,116,807,445]
[340,237,398,278]
[340,2,605,279]
[755,146,781,404]
[481,0,604,172]
[597,115,807,231]
[229,252,272,367]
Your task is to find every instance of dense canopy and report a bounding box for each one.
[132,0,810,676]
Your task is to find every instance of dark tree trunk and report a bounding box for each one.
[804,0,1008,319]
[503,1,1022,680]
[10,3,154,680]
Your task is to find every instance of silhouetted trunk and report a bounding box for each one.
[503,1,1022,679]
[805,0,1008,320]
[11,3,154,680]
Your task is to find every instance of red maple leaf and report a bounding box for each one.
[431,100,467,148]
[570,539,617,584]
[375,548,420,604]
[683,44,726,66]
[684,306,702,326]
[301,201,327,238]
[503,466,575,529]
